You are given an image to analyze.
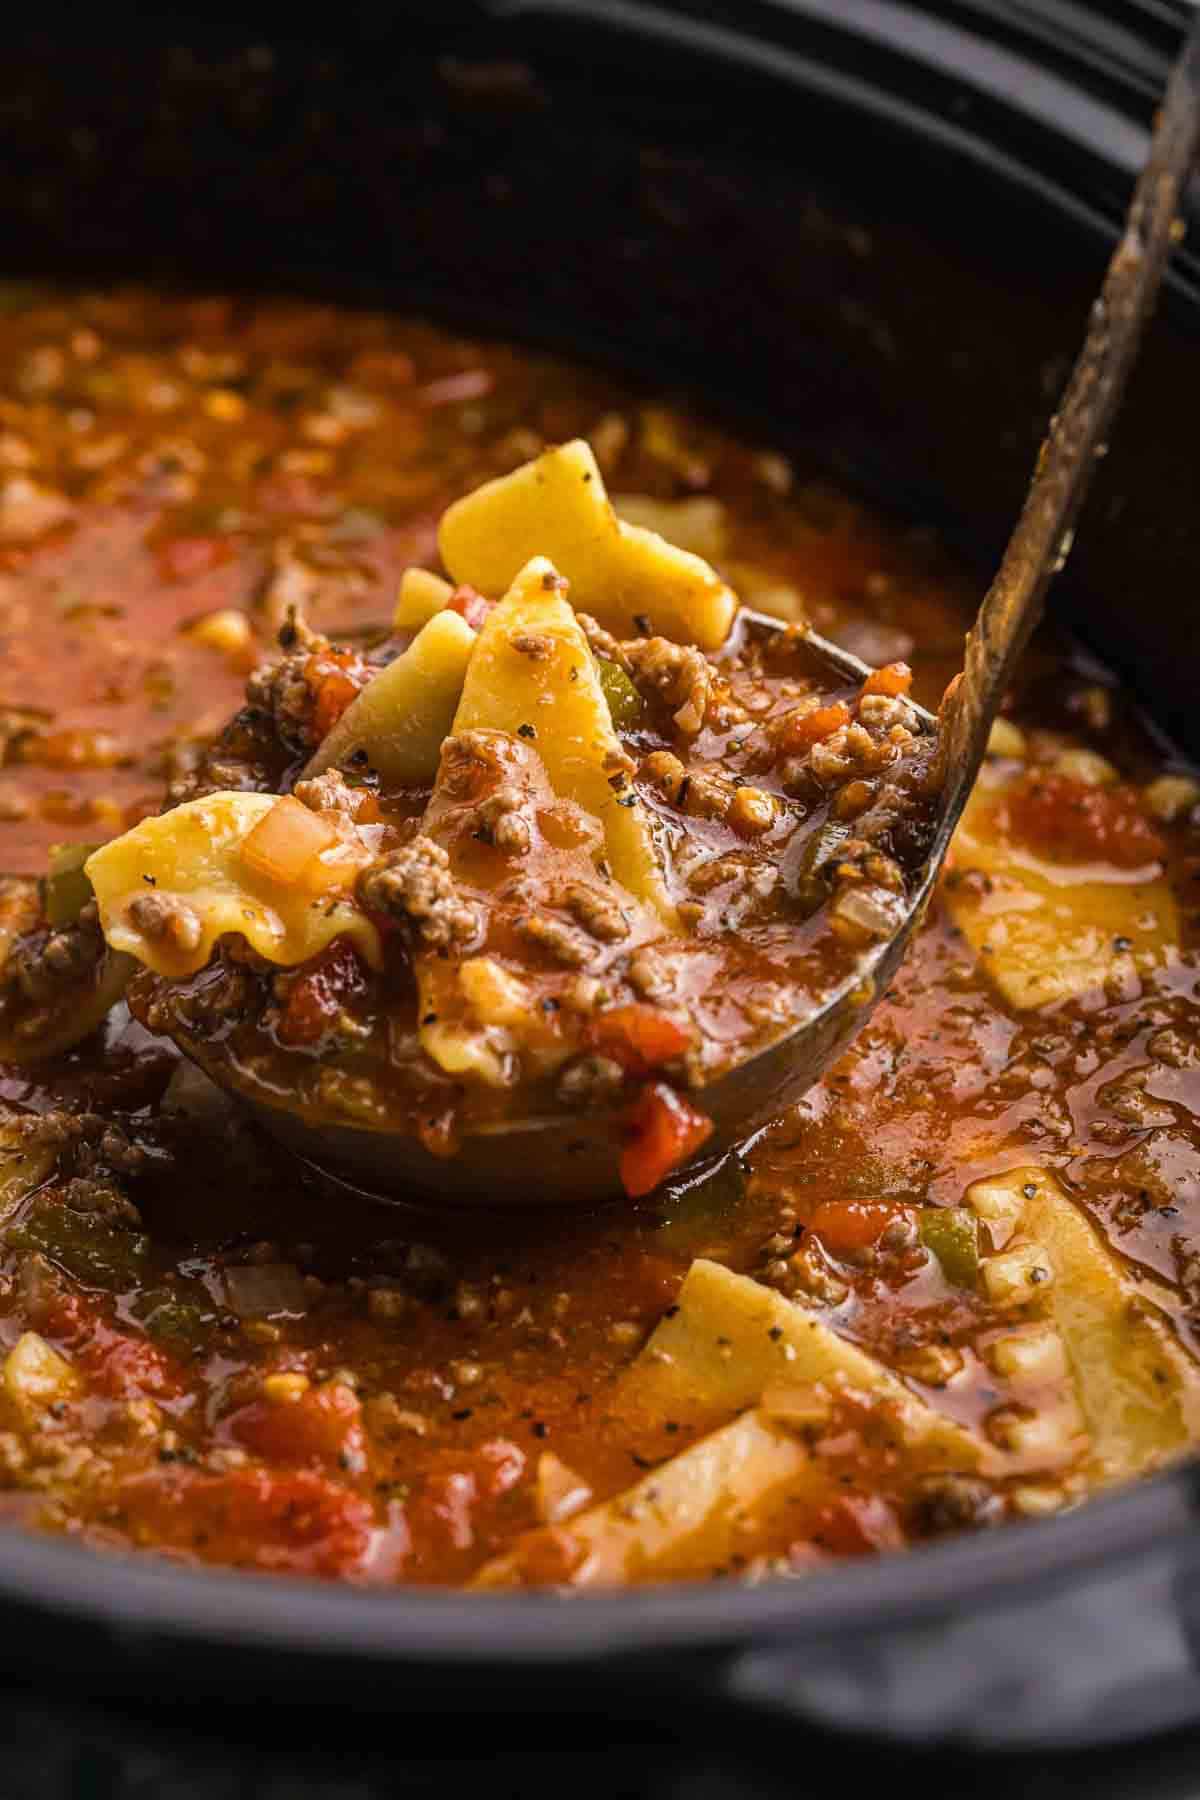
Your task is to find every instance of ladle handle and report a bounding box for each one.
[936,7,1200,837]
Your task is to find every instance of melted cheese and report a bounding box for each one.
[87,793,382,978]
[438,439,737,650]
[451,557,676,926]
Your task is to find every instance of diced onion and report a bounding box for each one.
[223,1263,308,1319]
[240,796,340,887]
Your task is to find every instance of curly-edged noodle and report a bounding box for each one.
[305,609,476,788]
[393,567,454,633]
[86,793,383,979]
[473,1407,822,1589]
[438,440,738,651]
[966,1167,1200,1484]
[946,771,1178,1009]
[618,1258,986,1471]
[452,557,677,927]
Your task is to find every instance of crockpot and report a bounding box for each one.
[2,0,1200,1787]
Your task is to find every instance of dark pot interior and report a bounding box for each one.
[0,0,1198,1749]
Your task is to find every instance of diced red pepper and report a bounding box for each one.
[808,1197,912,1256]
[227,1381,367,1473]
[862,661,912,699]
[115,1466,376,1578]
[588,1005,691,1075]
[1003,772,1166,869]
[780,700,851,756]
[447,584,493,631]
[276,939,368,1048]
[619,1082,714,1198]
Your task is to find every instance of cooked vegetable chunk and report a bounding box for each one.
[438,440,738,650]
[305,609,477,786]
[87,793,382,978]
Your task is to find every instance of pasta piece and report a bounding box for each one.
[612,493,727,560]
[618,1258,984,1470]
[966,1166,1200,1483]
[451,557,676,925]
[473,1407,821,1588]
[87,793,382,979]
[945,770,1178,1009]
[393,567,454,632]
[305,609,476,786]
[438,440,737,650]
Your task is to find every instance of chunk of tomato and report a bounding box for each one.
[620,1082,713,1198]
[115,1466,376,1578]
[226,1381,367,1474]
[588,1005,691,1075]
[1003,772,1166,869]
[779,700,851,756]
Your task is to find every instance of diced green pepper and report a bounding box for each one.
[8,1199,149,1291]
[920,1206,981,1288]
[596,657,645,733]
[133,1285,214,1351]
[43,843,101,929]
[792,820,850,916]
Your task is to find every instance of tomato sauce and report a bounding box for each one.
[0,286,1197,1588]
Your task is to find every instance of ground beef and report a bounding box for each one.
[623,636,713,737]
[128,893,203,955]
[515,913,596,968]
[1,901,105,1010]
[357,838,479,950]
[561,881,630,944]
[556,1053,626,1107]
[292,769,373,820]
[639,750,735,822]
[907,1474,1002,1538]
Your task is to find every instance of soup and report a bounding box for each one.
[0,287,1196,1587]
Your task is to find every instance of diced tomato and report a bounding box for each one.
[447,584,493,631]
[39,1287,185,1401]
[862,661,912,699]
[80,1332,187,1402]
[227,1381,367,1473]
[155,535,233,583]
[115,1466,376,1578]
[276,939,368,1048]
[404,1440,526,1563]
[588,1005,691,1075]
[1003,772,1166,869]
[808,1198,911,1257]
[813,1493,905,1557]
[302,646,370,743]
[620,1082,714,1198]
[779,700,851,756]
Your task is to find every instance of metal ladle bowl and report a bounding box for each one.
[173,15,1200,1209]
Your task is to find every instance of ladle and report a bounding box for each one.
[184,12,1200,1207]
